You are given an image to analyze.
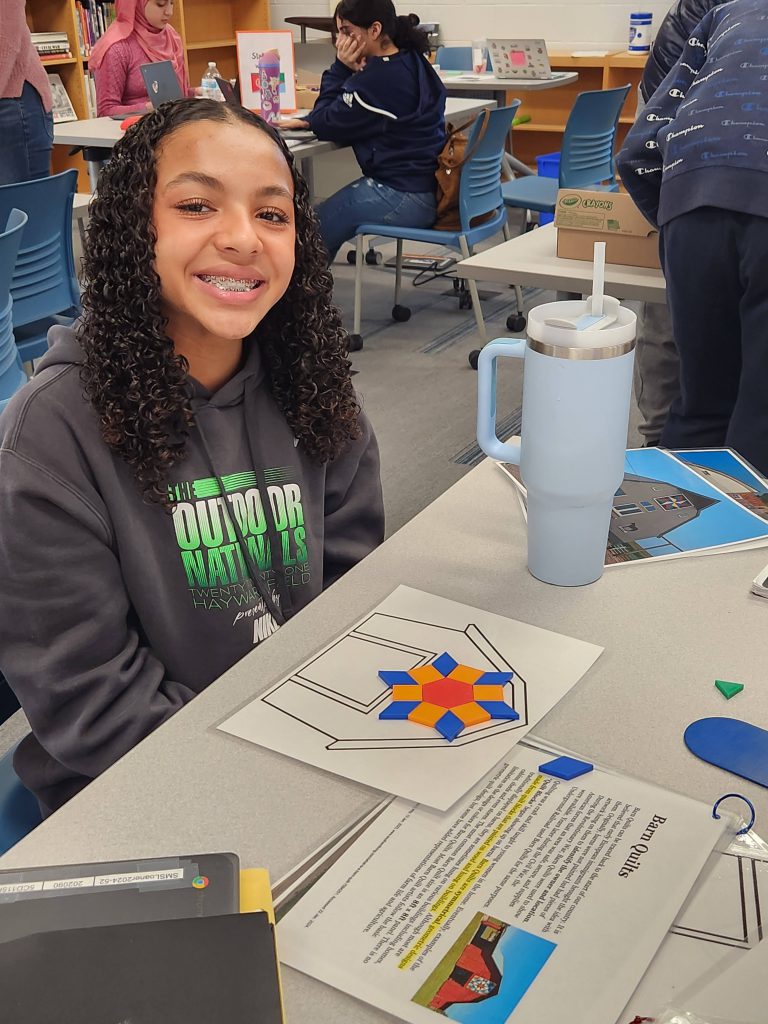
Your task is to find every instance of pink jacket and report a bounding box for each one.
[0,0,53,110]
[94,33,190,117]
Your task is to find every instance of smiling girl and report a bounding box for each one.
[90,0,191,116]
[0,99,384,814]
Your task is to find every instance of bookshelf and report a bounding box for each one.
[509,51,646,170]
[26,0,270,191]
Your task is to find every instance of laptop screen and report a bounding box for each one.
[140,60,183,108]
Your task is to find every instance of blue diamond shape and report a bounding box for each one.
[435,709,465,742]
[538,756,593,781]
[378,670,417,687]
[431,652,459,676]
[476,671,514,686]
[476,702,519,721]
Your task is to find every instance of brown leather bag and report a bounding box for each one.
[433,108,495,232]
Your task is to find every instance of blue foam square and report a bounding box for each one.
[538,756,594,781]
[378,670,416,687]
[431,652,459,676]
[435,710,465,742]
[379,701,420,720]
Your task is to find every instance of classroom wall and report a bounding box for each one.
[271,0,674,51]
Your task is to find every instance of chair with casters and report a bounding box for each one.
[347,103,524,359]
[0,169,81,365]
[0,744,41,855]
[0,208,29,415]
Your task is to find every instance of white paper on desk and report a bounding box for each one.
[278,743,726,1024]
[217,586,602,810]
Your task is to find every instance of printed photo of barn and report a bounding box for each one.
[412,912,556,1021]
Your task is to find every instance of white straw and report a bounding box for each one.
[592,242,606,317]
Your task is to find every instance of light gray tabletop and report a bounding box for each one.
[2,457,767,1022]
[458,222,667,303]
[439,70,579,93]
[53,97,494,155]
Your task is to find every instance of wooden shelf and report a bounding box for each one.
[29,0,270,191]
[515,122,567,133]
[186,38,237,50]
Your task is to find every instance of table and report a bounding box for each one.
[285,15,334,42]
[2,457,766,1023]
[458,222,667,304]
[54,97,495,194]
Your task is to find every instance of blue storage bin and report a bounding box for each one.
[535,151,561,225]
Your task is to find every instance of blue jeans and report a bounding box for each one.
[0,81,54,186]
[315,177,437,263]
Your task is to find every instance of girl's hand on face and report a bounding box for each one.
[336,32,366,71]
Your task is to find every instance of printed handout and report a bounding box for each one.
[278,743,726,1024]
[218,586,602,810]
[500,447,768,566]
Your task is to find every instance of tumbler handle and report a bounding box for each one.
[476,339,526,465]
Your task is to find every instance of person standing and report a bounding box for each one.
[90,0,190,117]
[0,0,54,185]
[632,0,728,446]
[618,0,768,474]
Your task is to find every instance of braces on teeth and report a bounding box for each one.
[198,274,261,292]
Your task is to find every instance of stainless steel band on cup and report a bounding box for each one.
[527,337,636,360]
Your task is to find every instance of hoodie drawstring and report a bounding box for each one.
[195,405,293,630]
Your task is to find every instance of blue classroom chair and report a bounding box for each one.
[0,169,81,364]
[0,209,29,415]
[501,85,630,218]
[348,103,525,355]
[0,745,41,855]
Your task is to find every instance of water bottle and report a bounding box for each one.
[201,62,224,101]
[476,245,637,587]
[258,49,281,123]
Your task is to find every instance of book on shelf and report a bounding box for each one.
[84,70,97,117]
[39,52,73,62]
[46,74,78,123]
[75,0,117,57]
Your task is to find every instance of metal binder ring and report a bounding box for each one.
[712,793,756,835]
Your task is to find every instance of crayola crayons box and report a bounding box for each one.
[554,189,661,269]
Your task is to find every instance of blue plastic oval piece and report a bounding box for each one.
[684,718,768,788]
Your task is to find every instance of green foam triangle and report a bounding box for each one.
[715,679,744,700]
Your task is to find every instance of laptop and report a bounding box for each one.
[213,75,241,105]
[140,60,183,108]
[487,39,553,80]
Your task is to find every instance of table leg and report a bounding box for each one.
[87,161,100,192]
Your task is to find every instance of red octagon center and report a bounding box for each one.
[422,678,474,709]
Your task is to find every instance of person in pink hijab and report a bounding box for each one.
[91,0,191,117]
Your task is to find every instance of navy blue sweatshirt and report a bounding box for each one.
[617,0,768,229]
[306,50,447,193]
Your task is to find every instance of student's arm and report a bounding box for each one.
[322,411,385,588]
[617,15,714,227]
[0,450,196,784]
[305,62,395,144]
[94,41,149,116]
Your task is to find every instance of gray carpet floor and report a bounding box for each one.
[0,223,643,758]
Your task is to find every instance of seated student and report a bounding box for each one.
[0,99,384,815]
[618,0,768,474]
[90,0,191,116]
[278,0,446,263]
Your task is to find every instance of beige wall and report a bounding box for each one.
[271,0,673,51]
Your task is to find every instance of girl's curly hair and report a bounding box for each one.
[79,98,361,506]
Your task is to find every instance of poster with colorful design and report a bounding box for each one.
[236,30,298,114]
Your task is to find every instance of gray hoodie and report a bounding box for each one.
[0,327,384,813]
